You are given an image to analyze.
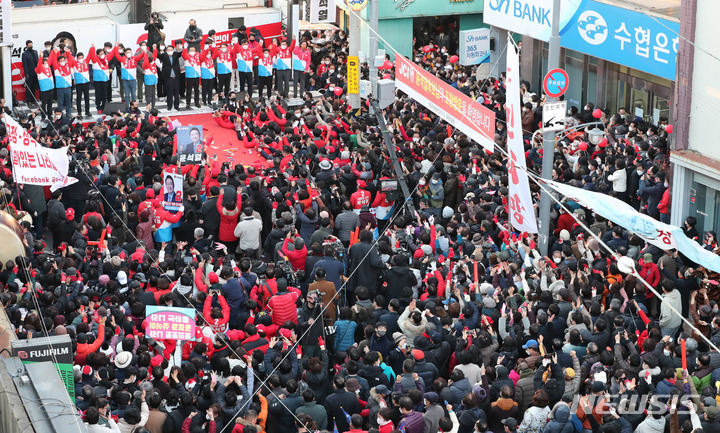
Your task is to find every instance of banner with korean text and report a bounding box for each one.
[505,41,537,233]
[394,55,496,151]
[145,306,196,341]
[544,179,720,274]
[310,0,336,24]
[6,114,77,191]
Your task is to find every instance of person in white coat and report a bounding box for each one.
[606,160,628,199]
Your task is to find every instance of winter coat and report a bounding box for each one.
[423,404,445,433]
[347,240,384,294]
[222,278,248,328]
[47,198,66,229]
[333,319,357,353]
[383,266,418,301]
[514,370,536,414]
[324,389,362,433]
[634,416,666,433]
[659,289,682,329]
[518,406,550,433]
[543,404,574,433]
[267,290,300,326]
[488,398,519,433]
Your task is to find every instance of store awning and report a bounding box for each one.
[300,20,340,31]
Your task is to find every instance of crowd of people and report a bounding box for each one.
[3,14,720,433]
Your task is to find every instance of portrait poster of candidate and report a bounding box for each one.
[163,173,183,212]
[176,125,204,165]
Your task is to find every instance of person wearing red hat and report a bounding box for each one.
[55,207,78,247]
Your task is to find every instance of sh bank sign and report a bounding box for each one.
[484,0,679,81]
[484,0,587,42]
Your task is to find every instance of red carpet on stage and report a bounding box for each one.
[169,113,270,169]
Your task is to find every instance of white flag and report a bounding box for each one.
[5,114,77,191]
[505,39,538,233]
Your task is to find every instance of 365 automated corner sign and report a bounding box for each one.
[543,68,569,98]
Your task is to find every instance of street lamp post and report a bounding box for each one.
[538,0,563,256]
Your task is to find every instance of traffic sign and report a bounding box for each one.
[543,68,569,98]
[542,101,567,132]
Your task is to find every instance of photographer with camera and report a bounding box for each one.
[144,12,165,50]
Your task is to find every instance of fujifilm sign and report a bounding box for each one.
[483,0,587,42]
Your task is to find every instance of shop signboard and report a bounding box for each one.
[380,0,483,19]
[395,55,495,150]
[559,0,679,81]
[459,28,490,66]
[483,0,586,42]
[485,0,679,81]
[310,0,336,23]
[347,56,360,94]
[12,335,75,402]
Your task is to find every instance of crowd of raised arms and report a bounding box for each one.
[3,14,720,433]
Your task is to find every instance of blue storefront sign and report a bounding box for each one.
[559,0,679,81]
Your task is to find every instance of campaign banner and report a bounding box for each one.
[6,114,77,191]
[459,28,490,66]
[559,0,679,81]
[505,41,538,233]
[145,306,196,341]
[394,55,496,151]
[175,125,204,165]
[12,335,74,402]
[483,0,587,42]
[310,0,336,23]
[543,179,720,274]
[162,172,183,212]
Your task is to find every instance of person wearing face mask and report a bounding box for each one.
[181,46,202,109]
[157,45,182,111]
[21,40,39,103]
[112,42,145,108]
[183,19,203,52]
[34,53,54,119]
[212,43,234,96]
[141,45,159,109]
[48,47,74,118]
[257,47,274,99]
[292,40,311,99]
[198,42,216,106]
[86,43,111,114]
[67,50,91,117]
[275,36,295,97]
[233,39,256,98]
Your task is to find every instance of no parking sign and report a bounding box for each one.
[543,68,569,98]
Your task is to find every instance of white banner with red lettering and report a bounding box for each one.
[6,114,77,191]
[505,40,538,233]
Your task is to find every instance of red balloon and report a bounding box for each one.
[449,55,459,64]
[592,108,603,119]
[578,142,588,151]
[383,60,394,70]
[599,138,608,148]
[665,124,673,134]
[422,45,432,53]
[333,87,343,96]
[383,73,392,79]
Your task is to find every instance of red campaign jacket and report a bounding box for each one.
[281,238,307,271]
[216,191,243,242]
[203,294,230,334]
[267,290,300,326]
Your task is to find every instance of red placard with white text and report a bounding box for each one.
[394,55,495,151]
